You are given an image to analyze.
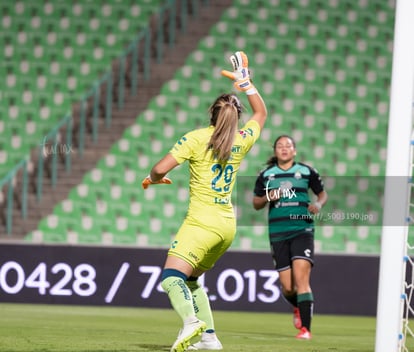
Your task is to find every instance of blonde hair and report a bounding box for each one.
[207,94,242,162]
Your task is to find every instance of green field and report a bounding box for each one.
[0,303,406,351]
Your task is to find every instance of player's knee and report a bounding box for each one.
[282,287,296,297]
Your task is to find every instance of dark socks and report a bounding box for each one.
[297,292,314,331]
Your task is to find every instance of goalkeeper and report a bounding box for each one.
[142,52,267,352]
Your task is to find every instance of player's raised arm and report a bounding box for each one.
[221,51,267,129]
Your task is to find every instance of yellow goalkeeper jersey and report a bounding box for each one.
[170,119,260,219]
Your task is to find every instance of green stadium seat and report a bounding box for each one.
[236,224,268,251]
[346,226,382,253]
[82,168,113,196]
[109,216,139,245]
[67,183,94,209]
[35,215,67,243]
[69,214,103,244]
[315,226,346,253]
[96,155,124,181]
[53,199,82,228]
[144,216,175,247]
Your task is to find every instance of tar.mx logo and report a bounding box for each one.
[264,180,296,202]
[40,137,74,157]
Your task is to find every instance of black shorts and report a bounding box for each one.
[270,231,314,272]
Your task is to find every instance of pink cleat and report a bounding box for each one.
[293,307,302,329]
[296,327,312,340]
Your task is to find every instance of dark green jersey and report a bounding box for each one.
[253,162,324,242]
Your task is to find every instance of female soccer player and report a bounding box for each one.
[252,135,328,340]
[142,52,267,352]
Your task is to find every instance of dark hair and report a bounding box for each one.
[207,94,243,162]
[266,135,296,166]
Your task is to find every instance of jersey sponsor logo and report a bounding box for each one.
[231,145,241,153]
[177,280,192,301]
[214,197,230,204]
[240,80,250,88]
[188,251,200,263]
[239,127,253,138]
[278,201,299,207]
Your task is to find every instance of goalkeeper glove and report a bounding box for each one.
[141,175,172,189]
[221,51,257,95]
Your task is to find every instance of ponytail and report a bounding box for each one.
[208,94,242,162]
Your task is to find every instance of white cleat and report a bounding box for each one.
[188,332,223,350]
[171,319,207,352]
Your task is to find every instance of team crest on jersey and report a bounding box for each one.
[294,171,302,179]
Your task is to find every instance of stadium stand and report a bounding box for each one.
[1,0,167,179]
[1,0,395,254]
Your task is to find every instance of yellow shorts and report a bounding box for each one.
[168,213,236,271]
